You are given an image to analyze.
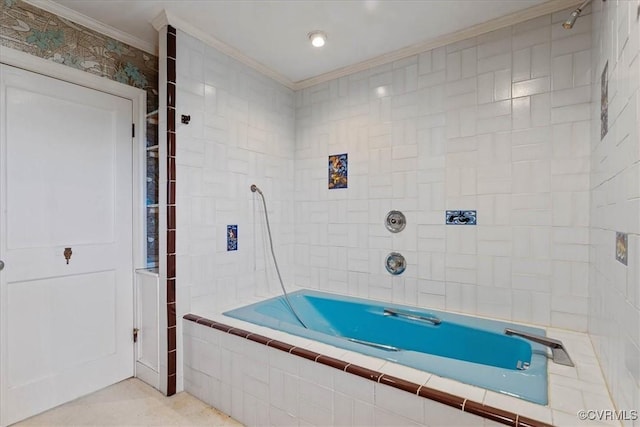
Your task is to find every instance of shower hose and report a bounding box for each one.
[251,184,307,328]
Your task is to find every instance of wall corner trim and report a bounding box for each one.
[151,10,170,32]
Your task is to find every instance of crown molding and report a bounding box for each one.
[77,0,581,91]
[23,0,156,55]
[152,10,295,90]
[150,9,169,32]
[293,0,582,89]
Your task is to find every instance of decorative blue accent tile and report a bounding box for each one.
[328,153,348,189]
[616,232,627,265]
[227,225,238,251]
[446,210,477,225]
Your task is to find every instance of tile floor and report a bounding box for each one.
[16,378,243,426]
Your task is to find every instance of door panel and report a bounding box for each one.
[7,271,117,387]
[0,64,134,426]
[6,85,116,249]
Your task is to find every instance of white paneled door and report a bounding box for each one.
[0,64,134,426]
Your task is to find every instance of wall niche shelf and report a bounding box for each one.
[145,111,159,268]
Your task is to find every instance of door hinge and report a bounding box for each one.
[132,123,135,138]
[133,328,139,343]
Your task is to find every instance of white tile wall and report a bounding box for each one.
[176,29,296,310]
[175,30,296,390]
[588,0,640,422]
[294,12,592,331]
[173,3,639,418]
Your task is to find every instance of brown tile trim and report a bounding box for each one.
[167,132,176,157]
[167,181,176,205]
[167,108,175,129]
[168,350,177,375]
[168,326,177,351]
[209,321,233,333]
[167,302,176,328]
[464,401,517,426]
[165,24,177,398]
[266,339,295,352]
[246,334,271,345]
[166,254,176,278]
[167,230,176,254]
[182,315,552,426]
[167,374,176,396]
[168,157,176,182]
[167,279,176,303]
[418,386,465,410]
[167,205,176,230]
[290,347,320,361]
[167,82,176,108]
[345,364,383,382]
[229,328,251,339]
[316,355,350,370]
[379,374,421,394]
[167,32,176,58]
[195,318,215,328]
[184,314,201,322]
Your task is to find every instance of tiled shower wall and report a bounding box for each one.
[294,9,593,331]
[589,0,640,416]
[174,30,296,385]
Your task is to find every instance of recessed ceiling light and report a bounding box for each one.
[308,31,327,48]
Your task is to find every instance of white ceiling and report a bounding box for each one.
[49,0,571,85]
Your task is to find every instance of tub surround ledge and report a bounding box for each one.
[183,313,560,427]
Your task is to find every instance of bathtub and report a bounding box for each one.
[224,289,548,405]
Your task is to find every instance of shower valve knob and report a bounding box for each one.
[385,252,406,275]
[385,210,406,233]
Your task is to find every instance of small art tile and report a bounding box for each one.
[328,153,348,189]
[601,61,608,140]
[446,210,477,225]
[616,232,628,266]
[227,225,238,251]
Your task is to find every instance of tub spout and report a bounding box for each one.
[505,328,574,367]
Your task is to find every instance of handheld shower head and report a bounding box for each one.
[562,0,593,30]
[562,9,580,29]
[250,184,262,194]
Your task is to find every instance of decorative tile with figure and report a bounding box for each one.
[601,61,608,140]
[227,225,238,251]
[615,232,627,266]
[446,210,477,225]
[328,153,348,189]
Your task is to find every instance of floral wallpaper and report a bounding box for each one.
[1,0,160,267]
[0,0,158,112]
